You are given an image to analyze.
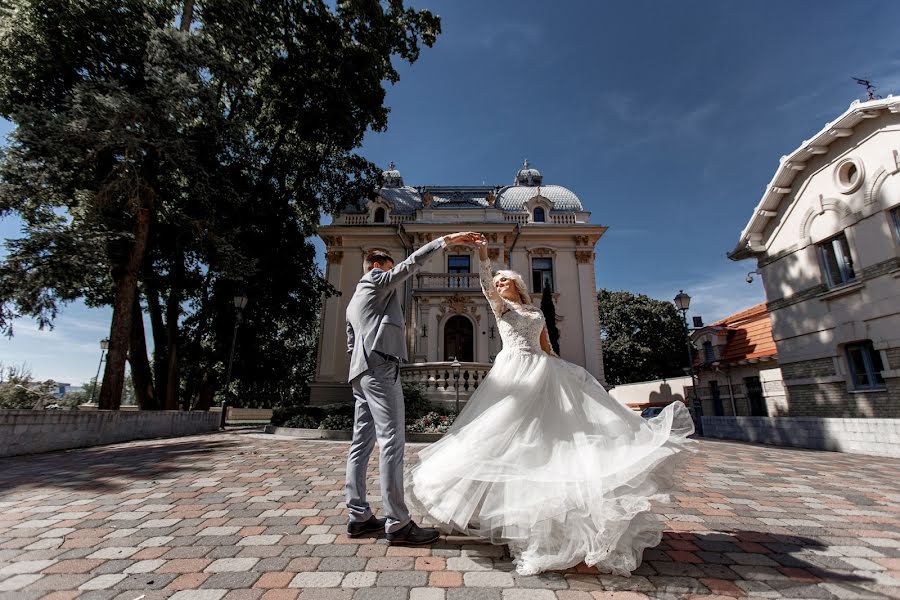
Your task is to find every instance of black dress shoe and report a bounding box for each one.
[386,521,440,546]
[347,515,386,538]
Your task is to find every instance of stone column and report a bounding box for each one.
[576,249,606,386]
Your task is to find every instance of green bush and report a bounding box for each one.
[272,404,325,426]
[402,383,432,423]
[319,413,354,431]
[283,414,320,429]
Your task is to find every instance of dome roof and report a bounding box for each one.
[382,161,404,188]
[496,184,583,212]
[514,159,542,186]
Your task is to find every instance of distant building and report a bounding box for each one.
[311,161,607,405]
[729,97,900,419]
[690,303,785,417]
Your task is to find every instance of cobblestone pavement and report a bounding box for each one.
[0,431,898,600]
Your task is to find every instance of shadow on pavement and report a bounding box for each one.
[0,436,243,495]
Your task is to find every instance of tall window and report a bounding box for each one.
[892,206,900,242]
[703,341,715,363]
[817,233,855,287]
[531,257,553,292]
[448,255,470,288]
[374,207,386,223]
[533,207,546,223]
[845,341,885,390]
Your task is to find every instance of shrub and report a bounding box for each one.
[272,404,325,426]
[402,383,432,423]
[406,411,456,434]
[283,414,320,429]
[319,413,355,431]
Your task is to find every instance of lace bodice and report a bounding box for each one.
[479,257,546,354]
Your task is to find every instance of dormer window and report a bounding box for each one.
[374,207,386,223]
[533,207,545,223]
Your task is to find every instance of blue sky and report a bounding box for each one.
[3,0,900,383]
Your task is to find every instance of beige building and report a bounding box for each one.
[311,161,607,406]
[729,97,900,420]
[689,303,786,418]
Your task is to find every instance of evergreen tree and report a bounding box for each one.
[540,283,560,355]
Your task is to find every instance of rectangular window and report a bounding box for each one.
[448,255,470,288]
[531,257,554,293]
[892,206,900,241]
[703,341,715,363]
[817,233,856,287]
[845,341,886,390]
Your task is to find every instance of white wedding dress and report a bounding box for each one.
[406,257,695,576]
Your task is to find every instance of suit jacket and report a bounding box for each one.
[346,237,445,382]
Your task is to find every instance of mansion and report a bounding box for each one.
[310,161,607,406]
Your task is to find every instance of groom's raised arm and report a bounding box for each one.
[370,232,479,290]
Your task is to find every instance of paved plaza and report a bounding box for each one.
[0,431,898,600]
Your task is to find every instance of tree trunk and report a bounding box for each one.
[146,279,168,409]
[164,249,184,410]
[180,0,194,32]
[98,202,154,410]
[128,293,158,410]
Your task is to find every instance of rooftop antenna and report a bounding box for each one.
[852,77,880,101]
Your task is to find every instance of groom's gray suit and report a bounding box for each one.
[345,237,445,533]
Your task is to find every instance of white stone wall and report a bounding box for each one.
[0,410,220,458]
[702,416,900,458]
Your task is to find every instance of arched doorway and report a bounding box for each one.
[443,315,474,362]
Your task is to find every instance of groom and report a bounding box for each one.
[345,231,482,545]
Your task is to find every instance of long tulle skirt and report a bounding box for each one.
[405,348,695,576]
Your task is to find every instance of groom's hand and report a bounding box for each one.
[443,231,484,246]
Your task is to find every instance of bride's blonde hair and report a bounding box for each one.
[493,270,530,304]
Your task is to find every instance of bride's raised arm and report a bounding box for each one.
[477,242,506,316]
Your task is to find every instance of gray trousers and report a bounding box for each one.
[345,360,410,533]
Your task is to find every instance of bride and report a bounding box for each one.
[406,234,695,576]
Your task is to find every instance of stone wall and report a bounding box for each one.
[702,416,900,458]
[0,410,220,458]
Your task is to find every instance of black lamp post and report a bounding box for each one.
[221,292,249,429]
[674,290,703,436]
[89,338,109,405]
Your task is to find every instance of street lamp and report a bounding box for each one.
[674,291,703,436]
[221,292,249,429]
[450,357,461,415]
[89,338,110,405]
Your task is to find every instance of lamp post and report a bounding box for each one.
[450,357,461,415]
[88,338,109,405]
[674,290,703,436]
[221,292,249,429]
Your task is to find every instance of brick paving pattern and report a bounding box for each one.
[0,430,898,599]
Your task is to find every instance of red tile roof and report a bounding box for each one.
[708,302,777,363]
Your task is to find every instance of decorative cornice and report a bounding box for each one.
[575,250,594,264]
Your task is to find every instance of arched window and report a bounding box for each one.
[533,207,545,223]
[444,316,474,362]
[373,207,386,223]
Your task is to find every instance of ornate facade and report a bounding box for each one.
[311,161,607,406]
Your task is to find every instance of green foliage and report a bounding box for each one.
[0,0,441,409]
[540,284,560,354]
[0,362,59,409]
[318,413,354,431]
[402,382,432,422]
[284,413,319,429]
[406,411,456,434]
[597,289,689,386]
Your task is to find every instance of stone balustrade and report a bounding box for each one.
[400,362,492,409]
[415,272,480,290]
